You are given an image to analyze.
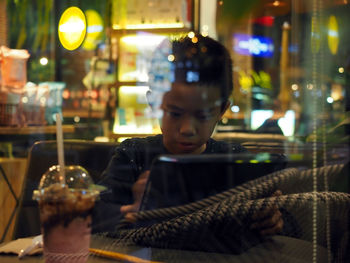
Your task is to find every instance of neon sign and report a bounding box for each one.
[58,7,86,51]
[233,34,274,57]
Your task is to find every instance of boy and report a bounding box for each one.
[94,33,283,237]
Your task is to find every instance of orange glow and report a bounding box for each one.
[191,37,198,43]
[91,90,98,99]
[62,89,70,99]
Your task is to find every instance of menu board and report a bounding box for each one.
[118,33,176,82]
[112,0,192,29]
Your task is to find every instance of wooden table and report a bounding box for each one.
[0,235,329,262]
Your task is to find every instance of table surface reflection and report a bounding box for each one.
[0,235,329,263]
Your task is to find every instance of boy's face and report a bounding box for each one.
[160,83,227,154]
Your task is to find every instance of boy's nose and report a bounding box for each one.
[179,117,196,136]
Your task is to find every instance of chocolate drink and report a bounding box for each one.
[33,165,100,263]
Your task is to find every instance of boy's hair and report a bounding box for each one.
[147,33,233,113]
[171,33,233,108]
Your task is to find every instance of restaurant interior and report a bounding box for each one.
[0,0,350,262]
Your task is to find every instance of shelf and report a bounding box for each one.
[63,109,105,119]
[0,125,75,135]
[115,81,148,87]
[111,27,191,36]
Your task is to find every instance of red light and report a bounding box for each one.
[253,16,275,27]
[73,100,80,108]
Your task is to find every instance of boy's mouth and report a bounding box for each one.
[178,142,196,151]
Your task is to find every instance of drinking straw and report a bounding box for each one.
[89,248,163,263]
[55,113,65,185]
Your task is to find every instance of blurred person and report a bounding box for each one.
[93,33,284,243]
[256,100,284,135]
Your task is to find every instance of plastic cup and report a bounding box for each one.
[33,165,100,263]
[0,46,30,88]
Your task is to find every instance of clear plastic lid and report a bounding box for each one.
[33,165,104,201]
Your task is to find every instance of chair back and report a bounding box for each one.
[13,139,116,239]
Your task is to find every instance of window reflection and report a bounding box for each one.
[0,0,349,262]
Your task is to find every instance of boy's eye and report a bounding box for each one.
[165,110,182,118]
[196,113,213,121]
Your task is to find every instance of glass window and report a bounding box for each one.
[0,1,349,262]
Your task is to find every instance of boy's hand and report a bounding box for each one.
[120,170,150,215]
[250,190,284,235]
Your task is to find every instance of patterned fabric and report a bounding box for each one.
[107,164,350,260]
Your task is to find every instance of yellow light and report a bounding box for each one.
[188,31,195,38]
[58,7,86,51]
[238,70,253,92]
[168,54,175,62]
[221,117,228,124]
[82,9,103,51]
[339,67,344,73]
[291,84,298,91]
[328,15,339,55]
[191,36,198,43]
[39,57,48,65]
[74,116,80,123]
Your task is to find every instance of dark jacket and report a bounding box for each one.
[93,135,246,232]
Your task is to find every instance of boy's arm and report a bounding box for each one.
[98,146,138,204]
[92,144,140,232]
[250,190,286,236]
[120,170,150,214]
